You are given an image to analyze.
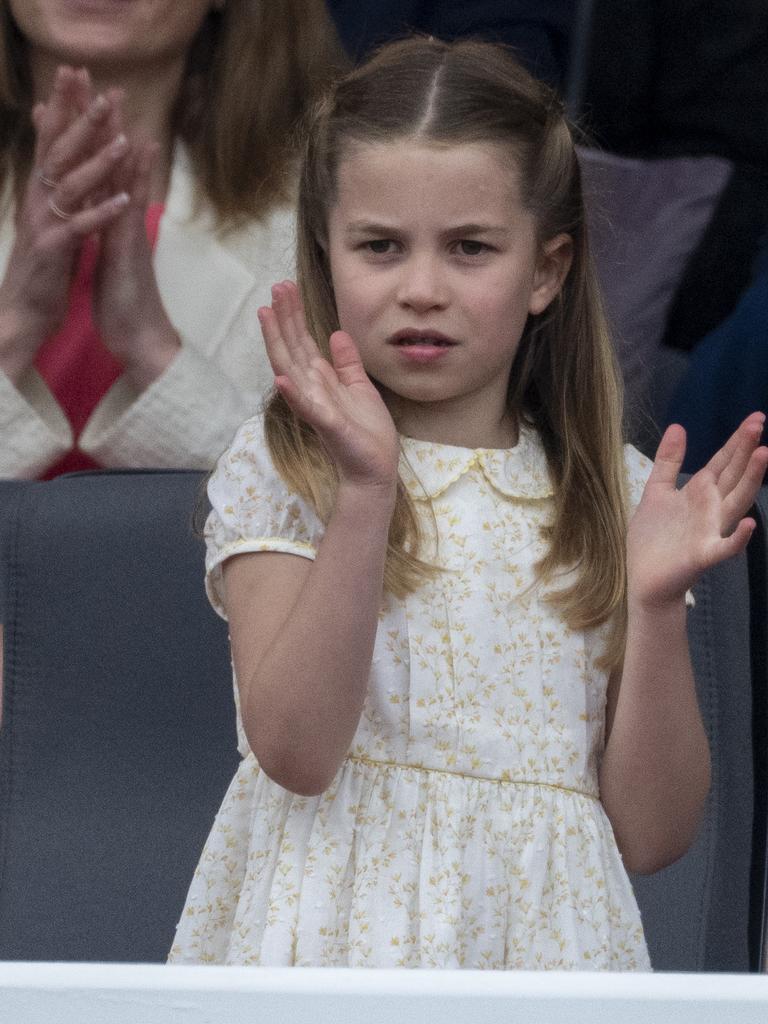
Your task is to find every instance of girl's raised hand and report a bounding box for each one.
[258,281,400,490]
[627,413,768,608]
[0,66,130,384]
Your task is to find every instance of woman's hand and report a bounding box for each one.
[627,413,768,609]
[0,66,131,384]
[92,94,180,392]
[258,281,400,491]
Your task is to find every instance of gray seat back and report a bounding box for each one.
[0,471,237,962]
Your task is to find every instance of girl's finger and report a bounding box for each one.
[286,284,317,360]
[257,305,293,378]
[329,330,369,387]
[647,423,687,488]
[721,446,768,532]
[716,419,764,497]
[272,281,316,369]
[273,372,333,431]
[711,517,756,564]
[704,411,765,484]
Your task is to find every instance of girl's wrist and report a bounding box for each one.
[626,590,688,624]
[335,475,397,507]
[336,476,398,519]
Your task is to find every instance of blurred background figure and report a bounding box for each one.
[665,236,768,473]
[0,0,344,479]
[325,0,573,91]
[577,0,768,456]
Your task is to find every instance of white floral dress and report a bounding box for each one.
[169,415,654,971]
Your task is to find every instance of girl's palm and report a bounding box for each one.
[258,282,399,488]
[628,416,768,607]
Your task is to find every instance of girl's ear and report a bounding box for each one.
[528,233,573,316]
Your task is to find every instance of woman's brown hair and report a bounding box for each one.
[0,0,346,227]
[266,36,629,668]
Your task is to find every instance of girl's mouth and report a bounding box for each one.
[388,331,457,364]
[388,329,458,347]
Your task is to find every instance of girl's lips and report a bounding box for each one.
[388,328,459,347]
[393,342,454,364]
[387,329,459,363]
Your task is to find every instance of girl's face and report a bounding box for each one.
[9,0,215,74]
[326,140,572,448]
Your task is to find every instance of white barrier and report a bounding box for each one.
[2,963,768,1024]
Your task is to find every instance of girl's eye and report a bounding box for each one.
[456,239,488,256]
[366,239,396,255]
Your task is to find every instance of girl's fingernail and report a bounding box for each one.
[110,133,128,156]
[112,191,130,208]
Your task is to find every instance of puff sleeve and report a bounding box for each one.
[623,443,653,515]
[204,414,324,619]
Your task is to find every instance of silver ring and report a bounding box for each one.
[48,196,72,221]
[38,169,58,189]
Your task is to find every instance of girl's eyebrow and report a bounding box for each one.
[443,223,509,238]
[344,220,510,237]
[344,220,401,236]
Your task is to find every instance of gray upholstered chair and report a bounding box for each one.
[0,471,238,963]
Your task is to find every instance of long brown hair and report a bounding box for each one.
[267,36,629,668]
[0,0,346,227]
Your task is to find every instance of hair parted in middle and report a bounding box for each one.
[265,35,629,668]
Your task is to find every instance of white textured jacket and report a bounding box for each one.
[0,146,295,478]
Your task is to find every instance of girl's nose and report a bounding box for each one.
[396,256,449,312]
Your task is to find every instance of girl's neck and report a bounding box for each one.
[29,53,183,204]
[388,396,518,450]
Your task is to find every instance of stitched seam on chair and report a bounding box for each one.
[0,484,28,918]
[697,573,717,969]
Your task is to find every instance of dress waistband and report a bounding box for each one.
[345,754,599,801]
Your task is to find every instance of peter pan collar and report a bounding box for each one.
[398,424,553,500]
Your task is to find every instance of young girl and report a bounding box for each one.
[169,38,768,970]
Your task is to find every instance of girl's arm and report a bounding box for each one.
[600,415,768,874]
[223,282,400,797]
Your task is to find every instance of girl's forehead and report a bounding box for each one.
[332,139,526,215]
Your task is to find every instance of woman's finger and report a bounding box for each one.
[34,66,79,165]
[38,91,113,187]
[49,189,132,238]
[50,131,129,216]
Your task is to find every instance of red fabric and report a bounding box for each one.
[36,204,164,479]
